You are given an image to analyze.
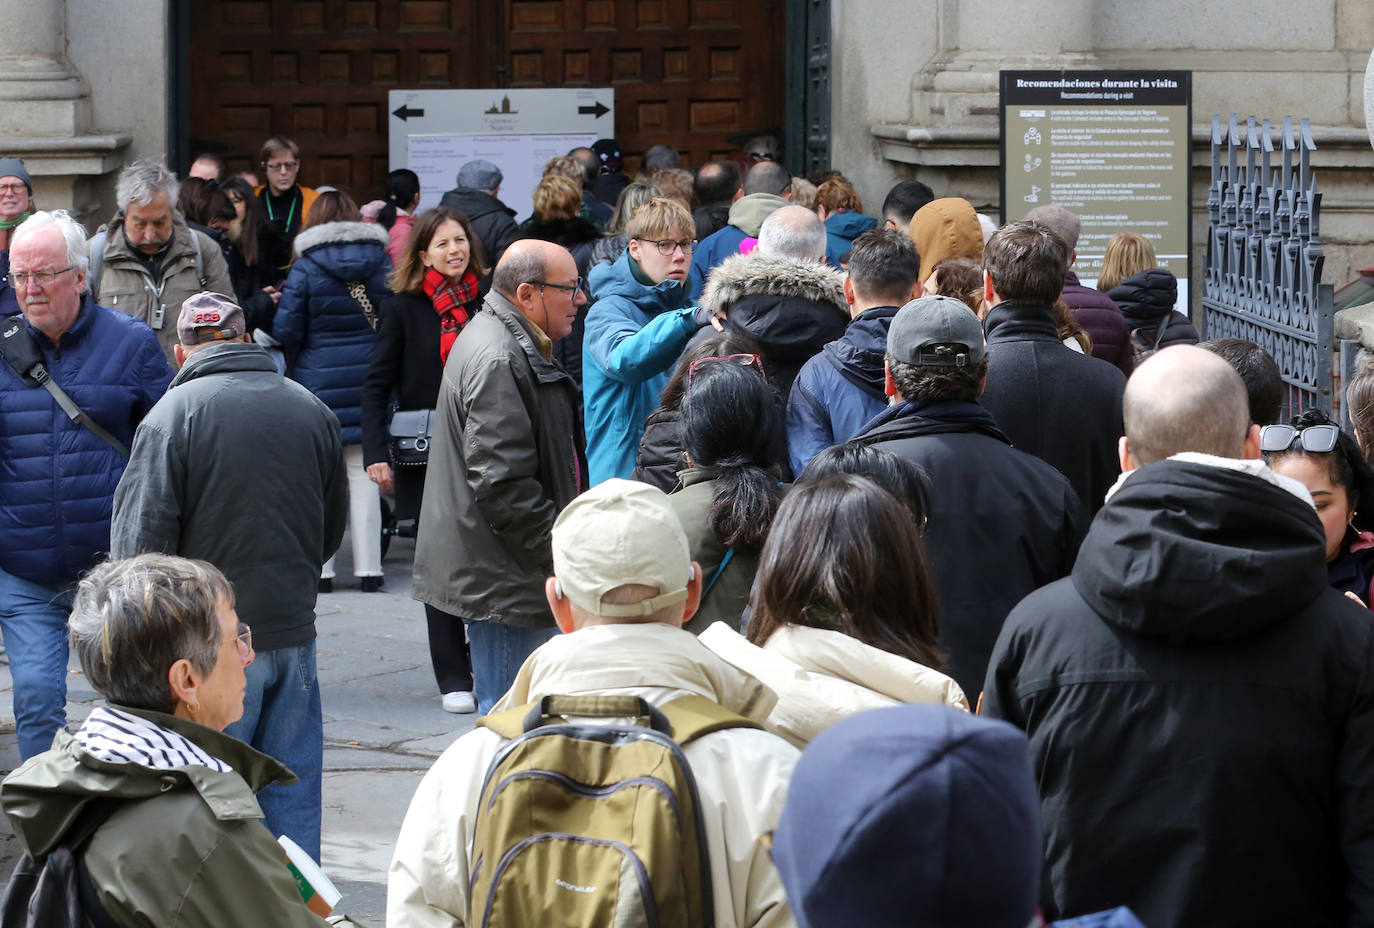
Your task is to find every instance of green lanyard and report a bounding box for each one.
[265,189,298,231]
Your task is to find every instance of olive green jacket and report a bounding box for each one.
[1,707,327,928]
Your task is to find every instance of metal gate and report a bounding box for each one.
[1202,113,1334,420]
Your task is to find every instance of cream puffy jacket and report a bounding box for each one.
[699,622,969,748]
[387,623,800,928]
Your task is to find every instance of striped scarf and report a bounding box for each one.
[422,266,479,365]
[75,705,231,773]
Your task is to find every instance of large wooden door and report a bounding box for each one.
[187,0,786,200]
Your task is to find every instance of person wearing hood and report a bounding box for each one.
[978,221,1127,516]
[439,159,522,269]
[849,296,1082,698]
[90,159,235,366]
[907,196,983,287]
[273,191,391,593]
[388,479,800,928]
[787,228,920,476]
[813,176,877,258]
[110,293,347,860]
[0,555,330,927]
[693,206,849,403]
[0,156,35,316]
[983,345,1374,928]
[583,197,713,484]
[689,160,793,298]
[1098,232,1199,354]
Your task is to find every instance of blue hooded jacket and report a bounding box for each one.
[0,298,171,587]
[822,211,878,258]
[582,250,698,484]
[274,221,391,445]
[785,305,899,476]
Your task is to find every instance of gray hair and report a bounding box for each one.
[1023,204,1080,252]
[758,205,827,260]
[11,209,90,284]
[643,144,681,172]
[115,159,179,211]
[491,245,548,301]
[69,555,232,713]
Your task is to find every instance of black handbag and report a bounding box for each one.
[388,409,435,467]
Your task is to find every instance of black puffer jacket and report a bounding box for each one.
[1107,268,1199,350]
[630,406,684,493]
[980,301,1126,516]
[983,459,1374,928]
[696,252,849,399]
[851,399,1083,696]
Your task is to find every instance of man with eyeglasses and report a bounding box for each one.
[0,209,172,761]
[0,156,35,316]
[413,239,589,715]
[983,345,1374,928]
[111,291,347,861]
[583,196,716,484]
[253,136,319,249]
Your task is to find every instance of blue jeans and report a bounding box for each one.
[224,642,323,861]
[0,566,73,760]
[464,621,559,714]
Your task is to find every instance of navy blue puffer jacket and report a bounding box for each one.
[274,221,391,445]
[0,299,172,587]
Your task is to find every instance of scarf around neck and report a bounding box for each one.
[0,207,32,233]
[423,266,479,364]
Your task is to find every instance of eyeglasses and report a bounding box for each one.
[747,152,775,162]
[687,353,766,390]
[530,278,584,295]
[264,161,299,173]
[634,238,696,256]
[11,266,73,288]
[0,183,27,194]
[235,622,254,660]
[1260,423,1341,455]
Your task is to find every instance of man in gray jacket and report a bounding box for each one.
[110,291,347,862]
[413,239,588,714]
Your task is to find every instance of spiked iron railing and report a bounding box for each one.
[1203,113,1334,420]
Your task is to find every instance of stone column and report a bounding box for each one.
[0,0,129,222]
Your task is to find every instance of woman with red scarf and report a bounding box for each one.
[361,206,485,713]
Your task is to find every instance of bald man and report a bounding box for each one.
[412,239,589,713]
[982,345,1374,928]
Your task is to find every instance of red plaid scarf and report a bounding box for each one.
[423,266,479,364]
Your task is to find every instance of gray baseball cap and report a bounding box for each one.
[887,295,986,368]
[456,159,502,191]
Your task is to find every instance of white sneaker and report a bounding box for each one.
[442,691,477,714]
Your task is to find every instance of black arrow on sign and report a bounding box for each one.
[392,105,425,121]
[578,102,610,119]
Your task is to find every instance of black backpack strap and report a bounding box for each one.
[0,317,130,459]
[70,800,123,928]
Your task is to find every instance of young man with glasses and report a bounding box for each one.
[583,196,716,484]
[254,136,318,249]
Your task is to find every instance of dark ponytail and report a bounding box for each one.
[378,169,420,231]
[680,361,785,549]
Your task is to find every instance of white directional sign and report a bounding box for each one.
[387,88,615,222]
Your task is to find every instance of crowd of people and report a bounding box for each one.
[0,132,1372,928]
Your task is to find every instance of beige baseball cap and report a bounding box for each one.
[552,479,693,618]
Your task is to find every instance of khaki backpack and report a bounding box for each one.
[471,693,760,928]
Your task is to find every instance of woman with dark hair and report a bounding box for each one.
[360,206,483,713]
[275,189,392,594]
[631,329,764,492]
[1263,409,1374,608]
[699,473,965,746]
[799,442,930,528]
[375,169,421,268]
[220,176,290,337]
[667,357,787,634]
[176,176,236,265]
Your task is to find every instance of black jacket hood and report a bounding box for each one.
[1072,459,1328,642]
[1107,268,1178,327]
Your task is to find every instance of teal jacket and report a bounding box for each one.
[582,251,699,484]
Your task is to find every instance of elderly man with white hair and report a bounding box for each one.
[89,158,233,364]
[0,209,171,759]
[695,204,849,399]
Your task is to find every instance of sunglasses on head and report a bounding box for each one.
[687,353,766,391]
[1260,423,1341,455]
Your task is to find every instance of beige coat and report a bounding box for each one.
[699,622,969,748]
[387,623,799,928]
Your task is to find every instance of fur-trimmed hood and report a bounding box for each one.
[700,251,847,318]
[293,220,390,256]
